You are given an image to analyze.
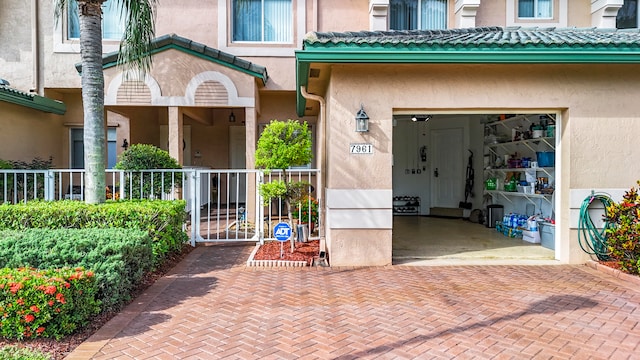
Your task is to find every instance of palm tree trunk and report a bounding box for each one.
[79,1,106,204]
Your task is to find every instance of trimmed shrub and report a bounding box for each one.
[605,181,640,274]
[0,200,188,266]
[0,228,152,312]
[0,345,51,359]
[115,144,182,199]
[0,266,100,340]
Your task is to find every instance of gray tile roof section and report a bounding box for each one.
[304,27,640,49]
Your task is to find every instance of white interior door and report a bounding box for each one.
[229,126,246,204]
[431,128,464,208]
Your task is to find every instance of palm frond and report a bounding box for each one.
[117,0,158,80]
[53,0,69,26]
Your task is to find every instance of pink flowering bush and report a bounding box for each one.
[0,267,99,340]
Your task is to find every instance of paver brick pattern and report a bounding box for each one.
[76,243,640,359]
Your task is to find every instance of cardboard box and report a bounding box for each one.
[540,222,555,250]
[522,229,541,244]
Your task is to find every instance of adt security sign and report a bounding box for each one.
[273,222,292,242]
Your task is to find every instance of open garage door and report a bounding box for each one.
[392,113,558,265]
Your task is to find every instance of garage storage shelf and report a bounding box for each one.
[484,190,553,204]
[484,114,556,208]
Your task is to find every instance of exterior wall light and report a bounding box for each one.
[122,139,129,150]
[411,115,432,122]
[355,104,369,132]
[229,111,236,122]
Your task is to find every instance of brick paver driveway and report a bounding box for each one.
[67,243,640,359]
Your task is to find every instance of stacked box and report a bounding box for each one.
[540,222,555,250]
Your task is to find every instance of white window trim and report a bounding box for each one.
[507,0,567,27]
[217,0,306,57]
[53,6,122,54]
[591,0,624,28]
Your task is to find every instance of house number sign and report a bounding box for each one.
[350,143,373,154]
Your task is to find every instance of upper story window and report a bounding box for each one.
[617,0,638,29]
[67,0,125,40]
[389,0,448,30]
[518,0,552,19]
[232,0,293,43]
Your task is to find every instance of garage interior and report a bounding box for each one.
[392,113,557,265]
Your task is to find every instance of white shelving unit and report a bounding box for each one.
[483,114,556,213]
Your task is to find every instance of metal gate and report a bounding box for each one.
[189,169,319,245]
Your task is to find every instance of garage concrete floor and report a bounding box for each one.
[393,216,557,265]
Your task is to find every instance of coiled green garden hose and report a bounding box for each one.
[578,192,614,261]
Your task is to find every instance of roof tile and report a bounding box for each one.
[304,27,640,50]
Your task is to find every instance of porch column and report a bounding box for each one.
[168,106,184,165]
[245,107,257,170]
[245,107,257,225]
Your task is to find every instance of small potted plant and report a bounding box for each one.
[293,195,319,233]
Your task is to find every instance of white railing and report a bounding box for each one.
[0,168,321,245]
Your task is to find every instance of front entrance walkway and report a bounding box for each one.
[67,244,640,359]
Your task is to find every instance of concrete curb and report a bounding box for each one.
[246,243,308,267]
[585,260,640,287]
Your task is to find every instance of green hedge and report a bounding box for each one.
[0,200,188,265]
[0,228,152,312]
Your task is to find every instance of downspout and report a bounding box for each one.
[300,86,326,245]
[31,0,40,94]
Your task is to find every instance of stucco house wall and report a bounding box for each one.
[322,63,640,266]
[0,103,64,165]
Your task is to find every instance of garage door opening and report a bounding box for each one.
[392,113,558,264]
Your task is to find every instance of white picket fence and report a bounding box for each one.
[0,168,320,245]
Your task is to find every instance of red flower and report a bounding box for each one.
[9,282,23,294]
[16,298,24,306]
[44,285,57,295]
[56,293,66,304]
[48,300,54,307]
[24,314,35,323]
[64,282,70,289]
[30,305,40,313]
[36,327,45,334]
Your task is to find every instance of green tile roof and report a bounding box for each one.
[296,27,640,116]
[76,34,269,85]
[304,27,640,50]
[0,85,66,115]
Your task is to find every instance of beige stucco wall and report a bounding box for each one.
[0,103,64,165]
[317,0,369,32]
[323,63,640,266]
[475,0,506,27]
[0,1,37,92]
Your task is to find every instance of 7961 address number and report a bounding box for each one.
[350,143,373,154]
